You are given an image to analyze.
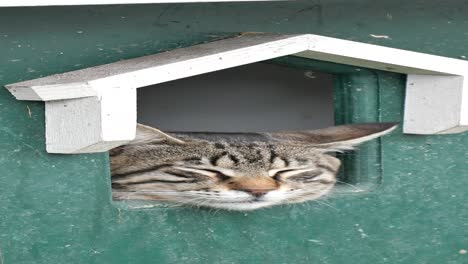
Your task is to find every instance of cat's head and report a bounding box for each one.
[110,123,397,211]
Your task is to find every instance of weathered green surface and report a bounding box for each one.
[0,2,467,263]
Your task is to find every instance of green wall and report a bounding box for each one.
[0,1,467,263]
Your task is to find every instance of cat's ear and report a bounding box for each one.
[130,123,185,145]
[271,123,398,151]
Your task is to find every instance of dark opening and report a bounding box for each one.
[137,62,334,131]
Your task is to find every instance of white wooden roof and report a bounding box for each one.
[5,33,468,153]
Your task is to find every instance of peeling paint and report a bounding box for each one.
[355,224,369,238]
[26,105,32,118]
[369,34,391,39]
[307,239,324,245]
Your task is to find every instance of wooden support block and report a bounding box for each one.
[45,88,136,153]
[404,75,465,134]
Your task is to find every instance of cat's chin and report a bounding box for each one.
[199,201,278,211]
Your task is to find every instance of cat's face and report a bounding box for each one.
[110,123,396,211]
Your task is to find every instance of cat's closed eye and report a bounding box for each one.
[110,122,397,211]
[275,169,323,182]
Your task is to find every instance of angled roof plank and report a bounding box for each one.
[7,34,310,101]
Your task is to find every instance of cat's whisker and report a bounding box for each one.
[211,208,224,216]
[312,199,339,211]
[334,180,364,191]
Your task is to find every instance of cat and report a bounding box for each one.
[110,123,397,211]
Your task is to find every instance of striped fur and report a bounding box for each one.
[110,123,397,211]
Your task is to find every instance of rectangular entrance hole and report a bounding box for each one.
[112,61,374,209]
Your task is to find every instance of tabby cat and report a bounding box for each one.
[110,123,396,211]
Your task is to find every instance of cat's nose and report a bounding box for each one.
[243,189,270,198]
[227,177,278,198]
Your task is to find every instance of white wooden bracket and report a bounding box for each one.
[5,33,468,153]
